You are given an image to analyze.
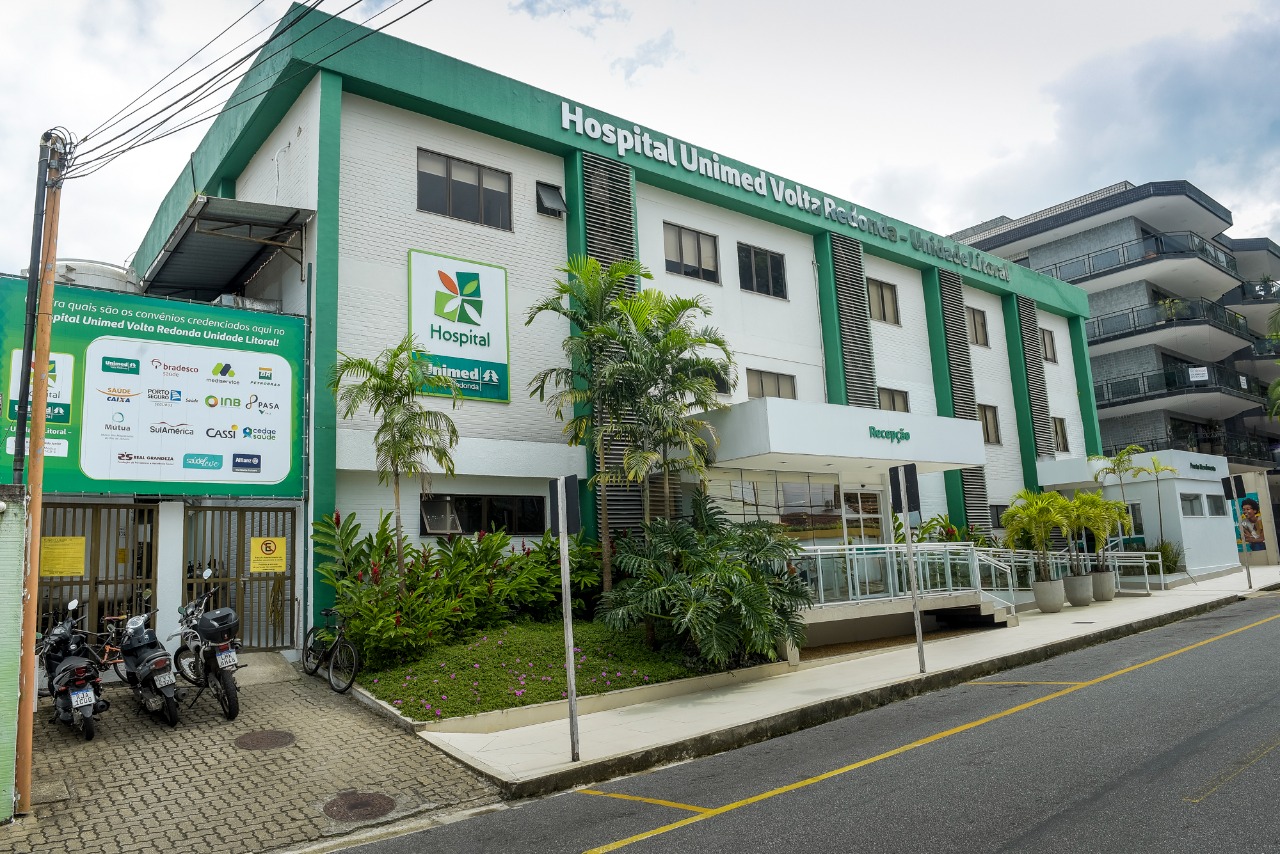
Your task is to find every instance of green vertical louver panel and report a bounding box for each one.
[829,234,877,408]
[937,270,987,531]
[1016,295,1056,458]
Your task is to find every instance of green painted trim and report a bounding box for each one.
[1002,294,1039,491]
[920,267,965,523]
[562,151,597,539]
[812,232,846,405]
[217,175,236,199]
[1069,315,1103,455]
[311,68,342,624]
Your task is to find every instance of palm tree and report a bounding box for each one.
[526,255,653,592]
[1000,489,1068,582]
[1069,491,1129,567]
[1089,444,1146,551]
[330,333,459,592]
[596,289,734,524]
[1132,455,1178,547]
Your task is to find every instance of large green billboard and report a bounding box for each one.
[0,276,306,497]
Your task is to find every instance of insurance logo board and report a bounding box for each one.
[408,250,509,403]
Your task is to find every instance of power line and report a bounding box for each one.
[82,0,270,142]
[69,0,433,177]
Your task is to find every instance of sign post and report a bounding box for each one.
[890,463,926,674]
[551,475,581,762]
[1222,475,1253,590]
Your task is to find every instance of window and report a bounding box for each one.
[990,504,1010,529]
[878,387,909,412]
[1180,493,1204,517]
[867,278,900,325]
[746,368,796,400]
[1207,495,1228,517]
[535,182,567,218]
[416,149,512,230]
[737,243,787,299]
[663,222,719,283]
[978,404,1001,444]
[1052,417,1069,452]
[1041,328,1058,362]
[1127,503,1144,536]
[421,494,546,536]
[967,307,989,346]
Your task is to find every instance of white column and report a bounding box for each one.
[154,502,185,646]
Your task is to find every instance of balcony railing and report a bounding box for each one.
[1094,364,1267,408]
[1086,298,1253,344]
[1239,279,1280,301]
[1036,230,1239,283]
[1102,432,1275,465]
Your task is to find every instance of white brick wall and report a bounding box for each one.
[334,94,572,461]
[238,76,320,210]
[965,286,1024,507]
[1038,309,1087,460]
[635,184,826,404]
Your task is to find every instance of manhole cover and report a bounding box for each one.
[234,730,296,750]
[323,791,396,822]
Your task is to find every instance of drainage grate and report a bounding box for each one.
[323,791,396,822]
[234,730,296,750]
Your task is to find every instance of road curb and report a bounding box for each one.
[448,591,1256,799]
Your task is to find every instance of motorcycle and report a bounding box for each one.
[170,569,242,721]
[118,608,181,726]
[40,599,110,740]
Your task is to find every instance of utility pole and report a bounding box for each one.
[15,130,69,815]
[12,138,51,485]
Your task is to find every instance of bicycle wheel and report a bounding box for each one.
[112,659,129,684]
[302,626,325,676]
[327,639,359,694]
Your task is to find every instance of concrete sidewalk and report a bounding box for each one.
[419,565,1280,798]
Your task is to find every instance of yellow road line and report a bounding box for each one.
[577,789,711,814]
[586,610,1280,853]
[967,680,1086,686]
[1184,735,1280,803]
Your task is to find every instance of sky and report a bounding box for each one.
[1,0,1277,275]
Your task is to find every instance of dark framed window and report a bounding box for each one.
[978,404,1001,444]
[663,222,719,283]
[867,279,899,325]
[420,494,546,536]
[416,149,512,230]
[990,504,1009,529]
[967,306,989,347]
[737,243,787,299]
[1207,495,1228,517]
[1052,417,1069,452]
[1127,503,1145,536]
[535,182,567,218]
[746,368,796,400]
[1041,328,1058,362]
[878,387,909,412]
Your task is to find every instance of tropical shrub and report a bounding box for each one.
[597,492,811,668]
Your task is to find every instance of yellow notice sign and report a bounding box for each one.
[40,536,86,577]
[250,537,287,573]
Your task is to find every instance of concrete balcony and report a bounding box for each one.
[1086,298,1255,361]
[1221,279,1280,336]
[1035,231,1240,299]
[1093,364,1266,420]
[1102,432,1275,472]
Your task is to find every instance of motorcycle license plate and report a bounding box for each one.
[70,688,94,709]
[216,649,238,669]
[153,670,176,688]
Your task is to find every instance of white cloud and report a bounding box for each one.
[610,29,677,82]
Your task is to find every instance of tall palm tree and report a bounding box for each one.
[1089,444,1146,551]
[330,332,459,592]
[596,289,734,524]
[1132,455,1178,547]
[526,255,653,592]
[1000,489,1068,582]
[1070,490,1129,567]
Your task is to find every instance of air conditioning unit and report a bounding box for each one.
[212,294,282,313]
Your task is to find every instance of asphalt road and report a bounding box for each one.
[344,594,1280,854]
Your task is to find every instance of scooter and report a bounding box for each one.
[118,608,181,726]
[41,599,110,740]
[171,569,242,721]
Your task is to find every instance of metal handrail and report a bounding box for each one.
[1086,298,1252,343]
[1093,364,1267,407]
[1036,230,1238,283]
[1102,431,1274,464]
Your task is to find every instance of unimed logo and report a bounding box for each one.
[183,453,223,470]
[434,270,483,325]
[102,357,140,374]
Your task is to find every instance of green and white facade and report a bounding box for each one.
[130,5,1102,622]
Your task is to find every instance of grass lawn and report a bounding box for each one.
[360,620,699,722]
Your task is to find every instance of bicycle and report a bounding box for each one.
[302,608,360,693]
[91,615,130,684]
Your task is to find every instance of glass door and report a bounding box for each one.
[843,490,888,597]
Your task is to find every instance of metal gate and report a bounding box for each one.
[183,506,297,649]
[38,503,158,638]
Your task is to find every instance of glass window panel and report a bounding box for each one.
[1179,494,1203,516]
[885,284,899,324]
[868,281,882,321]
[664,223,682,274]
[449,160,480,223]
[769,253,787,299]
[754,249,770,294]
[746,369,763,399]
[762,371,780,398]
[779,374,796,399]
[481,168,510,229]
[700,233,719,281]
[416,151,447,214]
[681,229,699,278]
[738,244,754,291]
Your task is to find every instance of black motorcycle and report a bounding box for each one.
[40,599,110,740]
[118,609,181,726]
[170,569,242,721]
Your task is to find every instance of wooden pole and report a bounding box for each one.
[15,142,63,815]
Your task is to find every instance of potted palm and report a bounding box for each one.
[1071,491,1128,601]
[1058,493,1094,607]
[1001,489,1068,614]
